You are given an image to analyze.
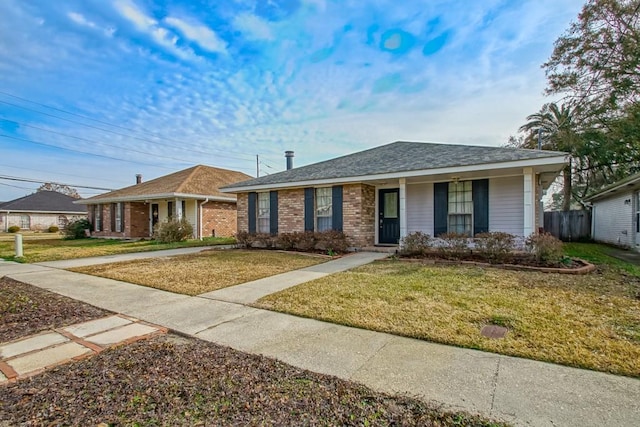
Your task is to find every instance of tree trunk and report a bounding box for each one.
[562,162,572,212]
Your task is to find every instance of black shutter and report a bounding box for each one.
[110,203,116,231]
[332,186,343,231]
[304,188,314,231]
[248,192,257,233]
[473,179,489,235]
[433,182,448,236]
[269,191,278,235]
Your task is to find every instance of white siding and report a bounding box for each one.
[489,176,524,236]
[406,183,434,234]
[592,192,633,247]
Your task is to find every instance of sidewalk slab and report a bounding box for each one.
[7,342,91,375]
[63,315,132,338]
[132,297,258,335]
[86,323,160,346]
[0,332,68,359]
[0,262,52,277]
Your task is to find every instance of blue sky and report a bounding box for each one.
[0,0,584,200]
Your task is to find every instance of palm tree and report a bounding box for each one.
[518,102,580,211]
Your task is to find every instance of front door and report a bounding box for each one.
[379,188,400,244]
[151,203,159,232]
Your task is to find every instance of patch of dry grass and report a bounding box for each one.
[257,261,640,377]
[71,250,326,295]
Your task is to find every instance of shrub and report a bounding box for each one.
[438,232,470,258]
[525,232,564,265]
[63,219,91,240]
[274,232,297,250]
[474,232,515,264]
[7,226,20,233]
[400,231,432,256]
[314,230,349,253]
[48,225,60,233]
[293,231,317,252]
[153,218,194,243]
[235,231,253,248]
[252,233,276,249]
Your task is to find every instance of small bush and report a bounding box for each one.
[63,219,91,240]
[48,225,60,233]
[525,232,564,265]
[252,233,276,249]
[235,231,253,248]
[400,231,432,256]
[293,231,317,252]
[153,218,194,243]
[7,226,20,233]
[474,232,515,264]
[274,232,297,250]
[314,230,349,253]
[438,232,470,258]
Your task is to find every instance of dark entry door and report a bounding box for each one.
[151,203,159,229]
[379,189,400,244]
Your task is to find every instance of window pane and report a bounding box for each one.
[317,216,332,232]
[384,192,398,218]
[257,193,270,233]
[316,188,332,231]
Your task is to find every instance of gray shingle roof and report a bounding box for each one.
[0,191,87,213]
[223,141,567,190]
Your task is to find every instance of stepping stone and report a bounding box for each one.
[85,323,160,346]
[7,342,91,375]
[481,324,508,339]
[0,332,68,359]
[63,316,132,338]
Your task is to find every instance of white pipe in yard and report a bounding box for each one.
[15,233,23,258]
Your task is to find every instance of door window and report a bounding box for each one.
[383,192,398,218]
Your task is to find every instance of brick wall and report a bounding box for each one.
[202,201,237,237]
[236,193,248,234]
[278,189,304,233]
[127,202,150,238]
[343,183,375,247]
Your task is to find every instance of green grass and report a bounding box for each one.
[0,236,235,263]
[258,243,640,377]
[564,242,640,276]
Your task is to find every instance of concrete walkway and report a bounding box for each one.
[1,257,639,426]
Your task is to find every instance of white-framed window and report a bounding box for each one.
[448,181,472,235]
[257,192,270,233]
[316,187,332,231]
[113,202,123,232]
[20,215,30,229]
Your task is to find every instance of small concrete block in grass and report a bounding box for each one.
[86,323,160,346]
[63,315,132,338]
[0,332,68,359]
[8,342,91,375]
[481,324,508,339]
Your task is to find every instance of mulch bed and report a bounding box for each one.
[0,277,108,343]
[0,278,507,426]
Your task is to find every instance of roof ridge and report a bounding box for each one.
[175,165,203,193]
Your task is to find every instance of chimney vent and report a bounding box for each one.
[285,151,294,170]
[136,174,142,184]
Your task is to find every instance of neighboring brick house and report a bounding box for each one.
[584,172,640,251]
[0,191,87,232]
[221,141,568,248]
[76,165,251,239]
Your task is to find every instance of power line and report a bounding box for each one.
[0,163,128,185]
[0,181,38,191]
[0,96,255,162]
[0,175,113,191]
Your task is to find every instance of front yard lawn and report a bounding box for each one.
[70,250,326,295]
[257,243,640,377]
[0,235,234,263]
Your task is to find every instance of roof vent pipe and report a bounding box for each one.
[136,174,142,184]
[285,151,294,170]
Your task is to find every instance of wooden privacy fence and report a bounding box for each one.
[543,210,591,241]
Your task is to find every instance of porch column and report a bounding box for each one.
[175,198,183,220]
[523,167,535,236]
[399,178,407,243]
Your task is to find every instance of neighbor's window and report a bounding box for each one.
[167,201,174,219]
[20,215,30,229]
[257,192,270,233]
[448,181,472,235]
[94,205,102,231]
[316,187,332,231]
[112,202,123,232]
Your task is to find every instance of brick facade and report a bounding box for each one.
[235,184,377,248]
[127,202,150,238]
[201,201,237,237]
[278,189,304,233]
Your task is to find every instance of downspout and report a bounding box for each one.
[199,198,209,240]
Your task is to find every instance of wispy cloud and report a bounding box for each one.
[165,16,227,53]
[232,13,274,41]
